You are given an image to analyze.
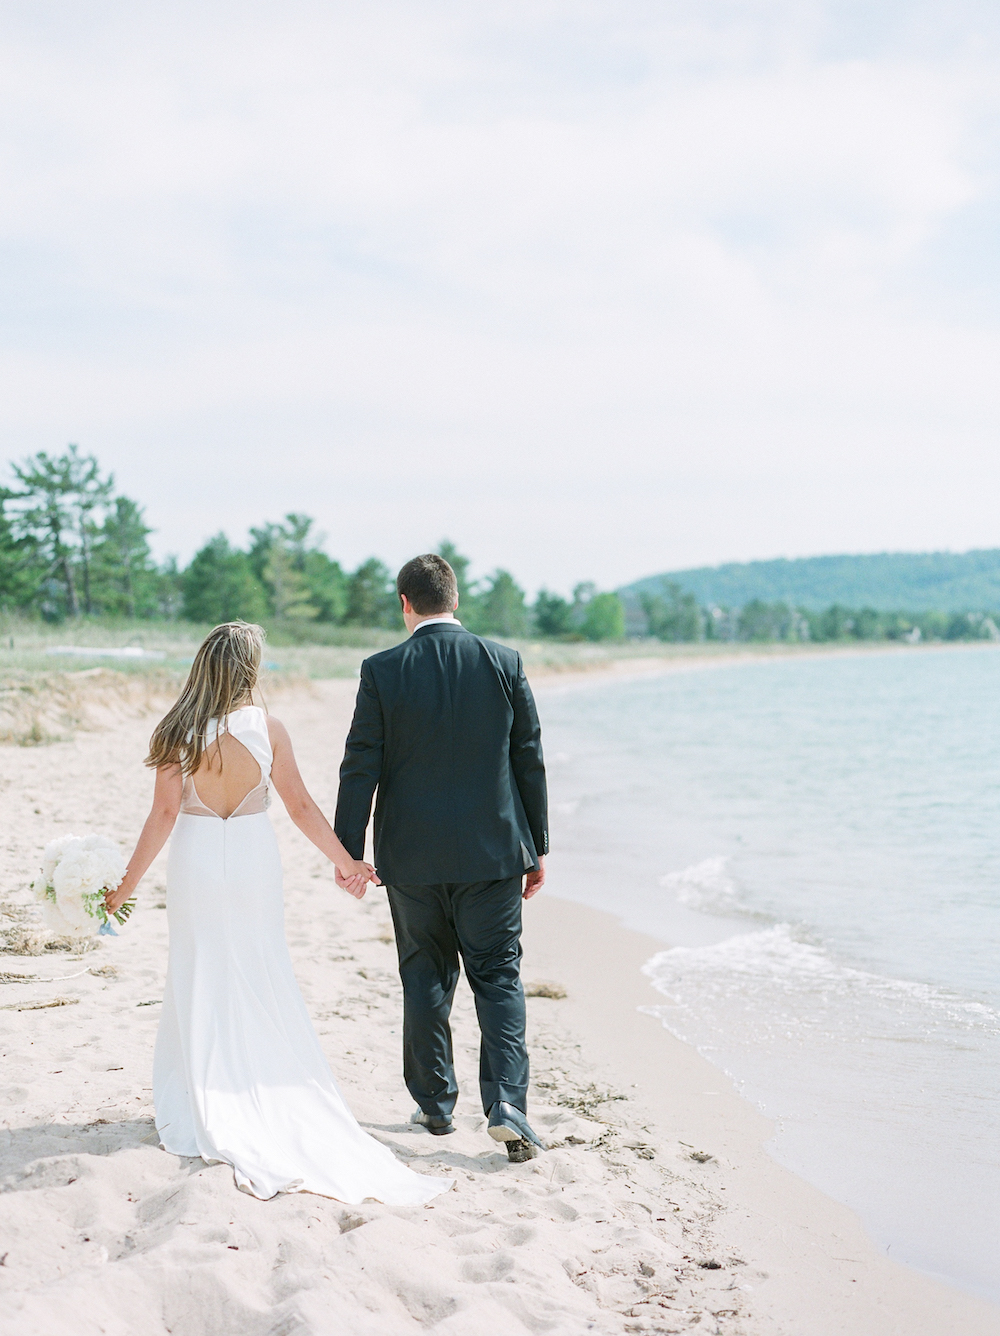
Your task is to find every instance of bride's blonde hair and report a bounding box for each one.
[147,621,265,774]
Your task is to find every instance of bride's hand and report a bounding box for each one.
[104,880,133,916]
[335,860,381,899]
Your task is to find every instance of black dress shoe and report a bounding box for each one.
[410,1109,455,1136]
[487,1101,544,1159]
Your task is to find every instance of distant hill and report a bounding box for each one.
[621,550,1000,612]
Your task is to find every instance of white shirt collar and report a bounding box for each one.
[413,614,461,631]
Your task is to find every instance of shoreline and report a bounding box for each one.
[522,893,999,1333]
[523,636,1000,690]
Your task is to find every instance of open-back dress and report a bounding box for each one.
[153,705,451,1203]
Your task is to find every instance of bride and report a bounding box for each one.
[104,620,451,1205]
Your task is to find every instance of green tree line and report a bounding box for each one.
[0,447,627,639]
[4,448,998,645]
[636,581,1000,645]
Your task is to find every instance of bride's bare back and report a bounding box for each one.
[191,730,262,819]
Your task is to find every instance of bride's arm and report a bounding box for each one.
[267,716,379,899]
[105,765,183,915]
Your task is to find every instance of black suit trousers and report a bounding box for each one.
[386,877,529,1118]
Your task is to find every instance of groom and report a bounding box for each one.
[334,554,549,1162]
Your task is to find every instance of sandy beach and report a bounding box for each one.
[1,675,997,1335]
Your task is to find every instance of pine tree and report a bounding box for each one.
[91,496,157,617]
[182,534,268,624]
[465,570,528,638]
[71,452,114,614]
[581,592,625,641]
[640,580,702,641]
[248,514,348,622]
[301,549,348,623]
[532,589,574,637]
[0,486,42,612]
[263,545,318,621]
[437,541,474,604]
[11,448,88,616]
[345,558,400,627]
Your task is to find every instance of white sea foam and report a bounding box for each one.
[658,856,760,918]
[641,925,1000,1047]
[639,926,1000,1299]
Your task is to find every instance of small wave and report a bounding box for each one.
[659,856,761,918]
[641,925,1000,1040]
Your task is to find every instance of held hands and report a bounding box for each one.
[523,856,545,900]
[335,859,381,900]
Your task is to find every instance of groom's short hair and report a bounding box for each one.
[397,554,459,615]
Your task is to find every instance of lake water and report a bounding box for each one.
[536,646,1000,1301]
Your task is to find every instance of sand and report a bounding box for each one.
[1,676,996,1335]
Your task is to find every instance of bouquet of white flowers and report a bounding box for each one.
[32,834,133,939]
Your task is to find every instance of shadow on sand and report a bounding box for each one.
[0,1117,189,1187]
[361,1119,513,1174]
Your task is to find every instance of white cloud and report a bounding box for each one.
[0,0,998,590]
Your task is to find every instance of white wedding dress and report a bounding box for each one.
[153,705,450,1203]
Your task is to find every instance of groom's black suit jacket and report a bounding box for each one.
[334,621,548,886]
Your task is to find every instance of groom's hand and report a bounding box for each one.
[523,857,545,900]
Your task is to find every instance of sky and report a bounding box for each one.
[2,0,999,594]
